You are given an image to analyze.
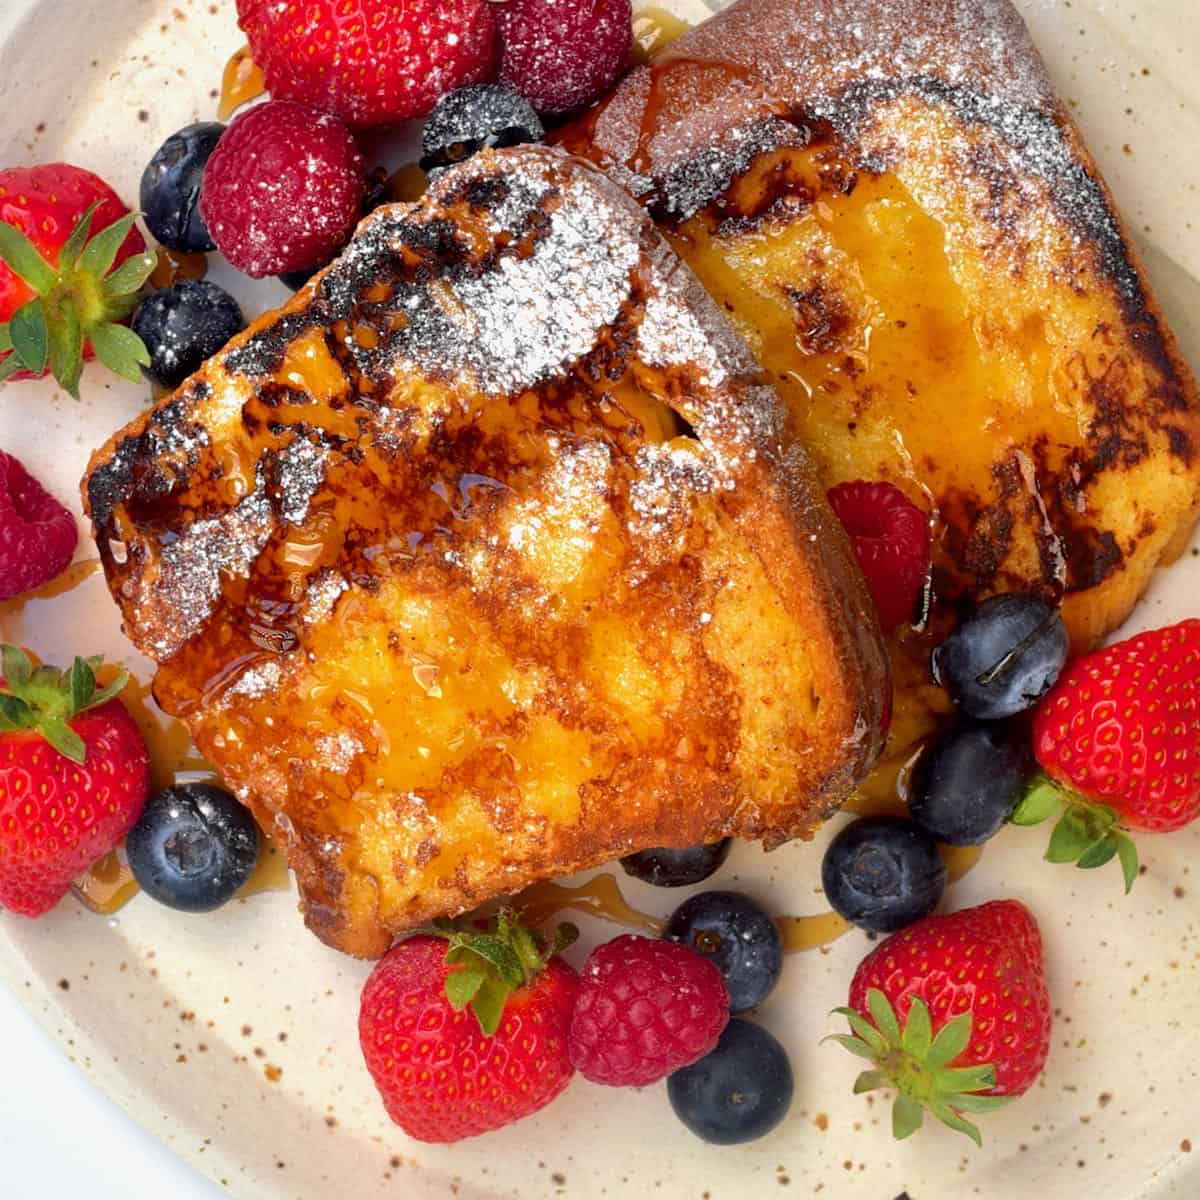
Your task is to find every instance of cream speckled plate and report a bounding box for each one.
[1,1,1198,1196]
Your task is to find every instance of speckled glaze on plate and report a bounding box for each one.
[0,1,1197,1197]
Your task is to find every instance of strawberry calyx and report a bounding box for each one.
[0,644,129,765]
[0,201,156,397]
[828,987,1011,1147]
[432,908,578,1036]
[1011,775,1139,893]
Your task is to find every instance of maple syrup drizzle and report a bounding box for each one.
[218,45,265,121]
[632,7,693,65]
[149,246,208,289]
[516,874,665,936]
[385,163,429,204]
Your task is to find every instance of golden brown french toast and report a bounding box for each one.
[82,146,888,958]
[557,0,1200,764]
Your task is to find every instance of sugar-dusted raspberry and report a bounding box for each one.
[0,450,77,601]
[199,101,364,278]
[496,0,634,116]
[568,934,729,1087]
[828,480,931,633]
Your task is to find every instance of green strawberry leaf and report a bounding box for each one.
[832,1006,889,1056]
[0,219,57,293]
[444,966,485,1012]
[1011,777,1063,827]
[928,1100,982,1148]
[852,1069,888,1094]
[937,1064,996,1093]
[901,996,933,1060]
[87,670,128,710]
[38,717,86,764]
[0,322,11,354]
[949,1092,1013,1114]
[1076,835,1119,870]
[826,1033,881,1062]
[59,201,103,271]
[867,987,902,1047]
[69,655,96,713]
[892,1094,925,1141]
[79,212,138,280]
[2,644,32,687]
[0,692,32,728]
[926,1010,972,1069]
[1115,832,1140,894]
[45,301,83,399]
[1045,803,1113,864]
[90,322,150,383]
[0,352,22,385]
[102,250,158,300]
[470,976,510,1037]
[447,933,525,987]
[9,298,48,374]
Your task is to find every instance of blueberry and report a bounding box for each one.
[278,264,319,292]
[140,121,224,253]
[668,1018,794,1145]
[127,783,260,913]
[909,719,1033,846]
[420,84,544,175]
[621,840,731,888]
[132,280,245,389]
[821,816,946,933]
[931,593,1069,720]
[663,891,782,1013]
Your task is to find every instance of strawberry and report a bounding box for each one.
[359,912,578,1142]
[236,0,499,128]
[1014,619,1200,891]
[0,164,156,397]
[0,645,151,916]
[829,900,1052,1146]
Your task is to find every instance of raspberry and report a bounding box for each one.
[568,934,729,1087]
[497,0,634,115]
[827,480,931,633]
[0,451,77,602]
[199,101,364,278]
[237,0,498,128]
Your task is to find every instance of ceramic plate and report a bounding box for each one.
[1,1,1198,1197]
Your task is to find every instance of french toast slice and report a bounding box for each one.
[82,146,888,958]
[558,0,1200,761]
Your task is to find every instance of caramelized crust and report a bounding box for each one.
[82,147,888,957]
[557,0,1200,759]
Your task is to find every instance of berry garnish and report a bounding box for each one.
[139,122,225,253]
[910,719,1031,846]
[620,839,731,888]
[932,592,1069,719]
[420,84,544,176]
[359,912,578,1142]
[125,783,261,913]
[827,480,931,633]
[568,934,729,1087]
[0,450,77,601]
[1011,619,1200,891]
[820,816,946,933]
[496,0,634,116]
[199,101,364,279]
[0,163,155,396]
[663,891,782,1014]
[830,899,1052,1145]
[236,0,498,128]
[667,1018,794,1145]
[0,645,149,916]
[131,280,245,390]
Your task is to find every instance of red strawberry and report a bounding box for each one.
[236,0,498,128]
[496,0,634,116]
[200,100,364,279]
[359,913,578,1142]
[827,480,931,633]
[568,934,729,1087]
[0,646,151,916]
[0,164,155,397]
[0,450,77,601]
[831,900,1052,1146]
[1014,619,1200,890]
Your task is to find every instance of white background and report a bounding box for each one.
[0,982,221,1198]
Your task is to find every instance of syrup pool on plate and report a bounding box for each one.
[218,45,265,121]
